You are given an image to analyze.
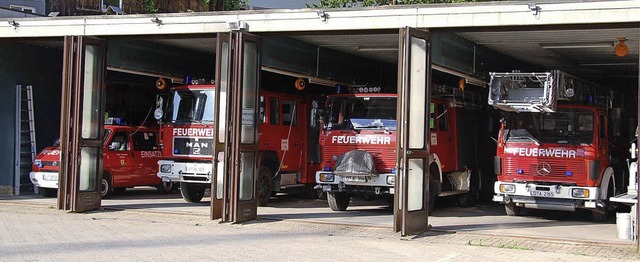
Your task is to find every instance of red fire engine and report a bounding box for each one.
[489,70,626,221]
[155,83,319,205]
[29,124,170,198]
[314,86,483,211]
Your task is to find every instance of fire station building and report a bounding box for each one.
[0,0,638,239]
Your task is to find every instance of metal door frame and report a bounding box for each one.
[213,31,262,223]
[58,36,107,212]
[394,27,432,236]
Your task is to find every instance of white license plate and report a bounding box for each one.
[530,190,553,197]
[185,165,205,173]
[343,176,366,183]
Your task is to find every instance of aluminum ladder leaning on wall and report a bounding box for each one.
[15,85,37,195]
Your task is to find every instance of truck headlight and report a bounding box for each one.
[160,164,172,173]
[319,173,334,182]
[386,175,395,185]
[499,184,515,193]
[571,188,590,198]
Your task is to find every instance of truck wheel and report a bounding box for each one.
[592,179,615,222]
[40,187,57,198]
[156,181,174,194]
[180,182,205,203]
[100,173,113,199]
[504,203,521,216]
[428,165,439,213]
[327,192,350,211]
[257,167,272,207]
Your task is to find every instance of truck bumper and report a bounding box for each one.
[30,172,59,189]
[315,171,395,195]
[493,181,601,211]
[157,160,212,184]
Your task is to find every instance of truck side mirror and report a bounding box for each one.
[310,100,326,129]
[154,95,164,121]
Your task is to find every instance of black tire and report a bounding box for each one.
[257,167,272,207]
[505,203,521,216]
[327,192,350,211]
[156,181,174,194]
[100,173,113,199]
[593,179,615,222]
[180,182,205,203]
[40,187,57,198]
[428,181,436,213]
[458,182,479,208]
[428,164,439,213]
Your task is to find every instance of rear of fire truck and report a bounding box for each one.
[490,70,624,221]
[155,83,216,203]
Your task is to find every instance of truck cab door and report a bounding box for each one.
[58,36,107,212]
[105,131,133,187]
[394,27,432,236]
[598,113,609,158]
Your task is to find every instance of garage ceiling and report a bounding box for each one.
[289,27,639,84]
[153,25,638,86]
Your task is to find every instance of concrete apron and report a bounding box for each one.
[0,187,631,245]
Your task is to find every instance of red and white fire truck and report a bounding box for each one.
[155,82,319,204]
[489,70,626,221]
[314,86,484,211]
[29,124,169,198]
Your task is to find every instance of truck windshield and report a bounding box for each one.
[326,96,397,131]
[506,109,594,145]
[166,89,215,123]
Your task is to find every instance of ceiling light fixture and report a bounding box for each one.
[539,42,614,49]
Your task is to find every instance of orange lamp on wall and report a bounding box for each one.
[614,38,628,57]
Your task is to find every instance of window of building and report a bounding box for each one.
[102,0,123,12]
[10,5,35,13]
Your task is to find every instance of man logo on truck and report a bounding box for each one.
[185,141,208,155]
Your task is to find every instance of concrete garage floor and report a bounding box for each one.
[3,187,633,245]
